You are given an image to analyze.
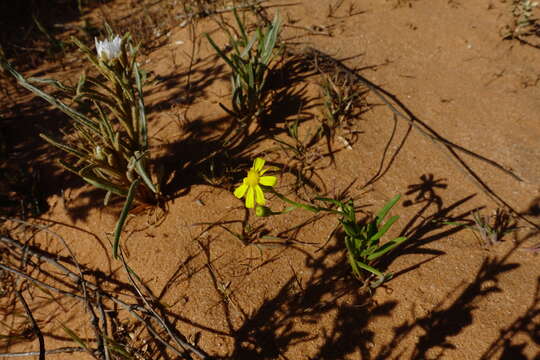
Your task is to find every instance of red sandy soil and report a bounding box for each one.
[1,0,539,359]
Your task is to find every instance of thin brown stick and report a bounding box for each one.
[97,293,111,360]
[119,252,208,359]
[4,219,104,359]
[0,236,208,359]
[13,288,45,360]
[0,347,85,358]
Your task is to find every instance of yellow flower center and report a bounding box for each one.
[246,169,260,186]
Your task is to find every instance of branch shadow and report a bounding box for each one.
[375,174,479,278]
[479,276,540,360]
[374,243,524,360]
[226,240,398,359]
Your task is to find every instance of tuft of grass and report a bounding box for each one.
[319,73,367,139]
[469,209,519,247]
[206,9,281,124]
[445,208,519,247]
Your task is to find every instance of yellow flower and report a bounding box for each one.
[234,158,277,208]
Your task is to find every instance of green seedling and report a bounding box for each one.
[0,33,160,258]
[318,195,407,286]
[206,9,281,123]
[470,209,518,246]
[446,209,519,247]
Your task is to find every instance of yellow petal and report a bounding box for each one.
[253,158,265,171]
[259,175,277,187]
[245,186,255,208]
[234,183,248,199]
[255,185,265,205]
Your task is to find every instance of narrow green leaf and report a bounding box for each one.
[261,13,281,65]
[59,322,89,351]
[376,194,401,226]
[39,134,87,159]
[132,152,157,194]
[113,178,140,259]
[0,58,100,133]
[341,222,358,238]
[371,215,399,242]
[240,33,258,58]
[75,72,86,95]
[355,260,384,277]
[134,61,148,149]
[27,76,71,92]
[78,165,128,197]
[205,33,237,71]
[348,252,361,277]
[233,8,248,42]
[95,102,115,144]
[367,236,408,261]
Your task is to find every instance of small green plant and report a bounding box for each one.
[205,10,281,123]
[466,209,518,247]
[318,195,407,286]
[233,158,407,286]
[443,208,519,248]
[0,33,160,258]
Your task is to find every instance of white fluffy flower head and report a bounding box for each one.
[95,35,122,61]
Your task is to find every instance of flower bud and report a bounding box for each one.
[255,205,274,217]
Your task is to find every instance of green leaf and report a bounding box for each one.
[105,339,134,359]
[347,252,361,277]
[0,58,100,134]
[376,194,401,226]
[132,152,157,194]
[233,8,248,42]
[134,61,148,149]
[113,178,140,259]
[59,322,90,351]
[28,76,71,92]
[240,32,258,58]
[77,165,128,197]
[39,134,87,159]
[371,215,399,242]
[367,236,408,261]
[205,33,237,72]
[355,260,384,277]
[261,12,281,65]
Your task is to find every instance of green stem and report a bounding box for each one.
[269,189,339,214]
